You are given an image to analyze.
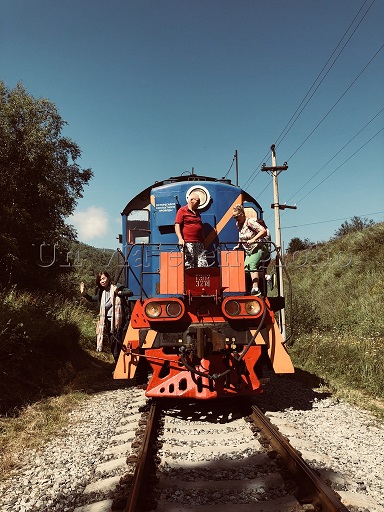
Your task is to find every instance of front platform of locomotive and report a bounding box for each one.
[113,174,294,399]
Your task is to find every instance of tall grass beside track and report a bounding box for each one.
[284,222,384,407]
[0,287,116,479]
[0,287,116,413]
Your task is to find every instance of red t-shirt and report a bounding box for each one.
[175,205,204,242]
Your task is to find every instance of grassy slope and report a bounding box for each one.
[0,241,122,415]
[0,288,115,415]
[284,222,384,409]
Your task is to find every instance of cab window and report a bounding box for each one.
[127,210,150,244]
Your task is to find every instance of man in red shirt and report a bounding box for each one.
[175,192,208,268]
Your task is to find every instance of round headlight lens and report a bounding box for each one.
[186,185,211,209]
[224,300,241,316]
[166,301,182,317]
[245,300,261,316]
[145,302,162,318]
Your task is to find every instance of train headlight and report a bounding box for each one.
[186,185,211,209]
[245,300,262,316]
[224,300,241,316]
[166,301,182,317]
[143,299,184,321]
[145,302,162,318]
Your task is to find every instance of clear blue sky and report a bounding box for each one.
[2,0,383,250]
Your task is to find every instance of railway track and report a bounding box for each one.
[124,399,351,512]
[1,371,382,512]
[65,375,382,512]
[73,386,149,512]
[5,377,376,512]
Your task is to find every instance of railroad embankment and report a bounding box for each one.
[284,221,384,414]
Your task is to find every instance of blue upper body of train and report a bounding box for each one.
[120,174,264,299]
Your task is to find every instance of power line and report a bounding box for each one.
[241,159,265,190]
[222,152,236,180]
[255,177,272,201]
[287,42,384,161]
[262,126,383,227]
[286,107,384,203]
[275,0,375,148]
[281,211,384,230]
[296,126,384,204]
[241,0,375,191]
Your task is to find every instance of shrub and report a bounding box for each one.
[286,222,384,399]
[0,287,106,415]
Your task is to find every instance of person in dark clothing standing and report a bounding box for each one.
[80,271,132,361]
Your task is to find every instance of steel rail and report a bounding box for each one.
[124,400,159,512]
[251,405,350,512]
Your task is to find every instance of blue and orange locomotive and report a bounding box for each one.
[114,173,294,398]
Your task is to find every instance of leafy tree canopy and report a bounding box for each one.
[333,216,375,239]
[286,237,313,254]
[0,82,93,286]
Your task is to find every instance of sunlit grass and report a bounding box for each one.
[284,223,384,416]
[0,393,87,481]
[290,333,384,399]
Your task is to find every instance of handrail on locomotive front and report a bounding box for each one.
[114,241,293,383]
[116,241,293,340]
[118,241,292,300]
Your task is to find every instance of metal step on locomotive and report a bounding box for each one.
[113,172,294,399]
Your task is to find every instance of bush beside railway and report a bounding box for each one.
[0,287,115,416]
[284,221,384,402]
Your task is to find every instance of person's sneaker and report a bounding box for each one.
[251,288,261,296]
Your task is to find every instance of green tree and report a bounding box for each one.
[0,82,93,286]
[334,216,375,239]
[286,237,313,254]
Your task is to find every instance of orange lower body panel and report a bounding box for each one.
[145,347,263,399]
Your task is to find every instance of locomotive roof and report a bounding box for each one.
[121,174,233,214]
[121,173,262,215]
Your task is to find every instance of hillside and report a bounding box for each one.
[283,222,384,401]
[0,242,120,415]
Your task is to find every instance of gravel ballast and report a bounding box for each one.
[0,378,383,512]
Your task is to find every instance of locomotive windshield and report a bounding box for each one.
[126,209,150,244]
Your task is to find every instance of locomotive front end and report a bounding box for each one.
[113,175,294,399]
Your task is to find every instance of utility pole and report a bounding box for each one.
[261,145,296,340]
[235,150,239,186]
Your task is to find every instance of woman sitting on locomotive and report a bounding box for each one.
[232,204,269,297]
